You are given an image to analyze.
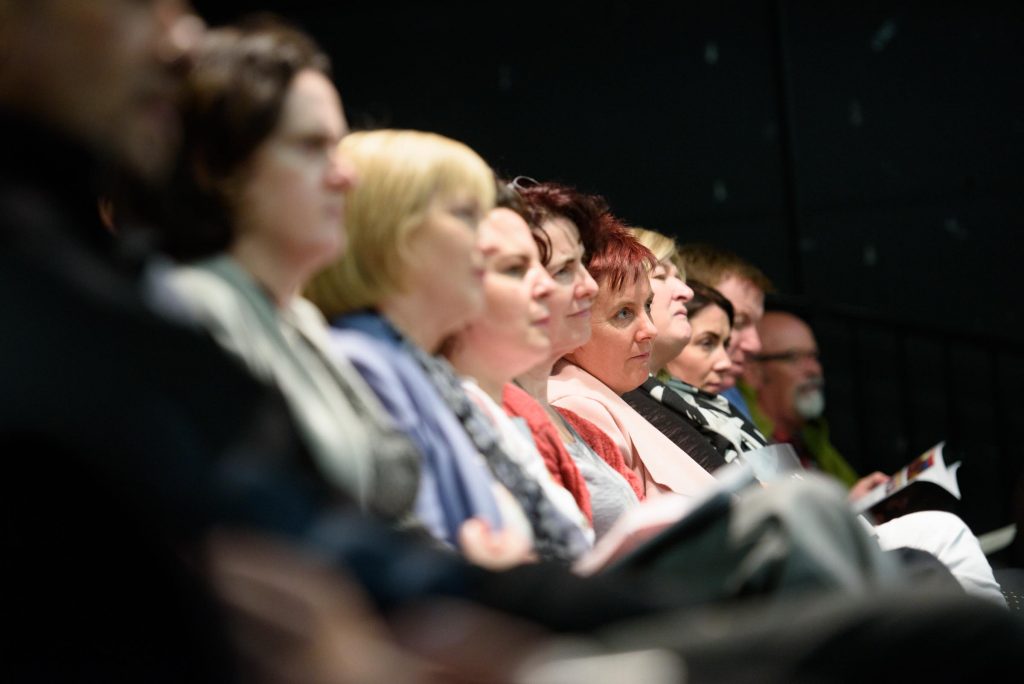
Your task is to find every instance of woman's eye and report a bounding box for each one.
[296,135,333,155]
[502,264,527,278]
[614,307,633,322]
[452,207,480,226]
[548,260,574,281]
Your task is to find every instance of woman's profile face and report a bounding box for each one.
[567,274,657,395]
[232,69,355,276]
[457,208,555,377]
[541,216,599,357]
[649,259,693,361]
[402,192,487,335]
[668,304,733,394]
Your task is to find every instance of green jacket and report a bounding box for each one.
[738,381,859,488]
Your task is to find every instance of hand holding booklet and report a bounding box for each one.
[851,441,962,516]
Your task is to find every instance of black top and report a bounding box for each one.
[622,382,729,474]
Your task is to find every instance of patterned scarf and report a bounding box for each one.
[406,343,589,563]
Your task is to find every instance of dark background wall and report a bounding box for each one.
[197,1,1024,534]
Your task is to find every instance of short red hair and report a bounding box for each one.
[586,220,658,293]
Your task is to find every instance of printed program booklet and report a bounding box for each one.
[851,441,962,516]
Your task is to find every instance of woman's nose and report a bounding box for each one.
[326,150,358,191]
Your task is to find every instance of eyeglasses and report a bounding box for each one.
[508,175,540,192]
[751,349,819,364]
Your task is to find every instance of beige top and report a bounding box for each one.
[168,255,419,520]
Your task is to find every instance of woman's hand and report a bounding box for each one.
[458,517,536,570]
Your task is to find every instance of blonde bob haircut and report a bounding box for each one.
[628,226,685,278]
[305,129,496,318]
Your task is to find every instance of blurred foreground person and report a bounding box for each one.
[164,20,421,523]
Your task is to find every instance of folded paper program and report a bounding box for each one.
[852,441,962,514]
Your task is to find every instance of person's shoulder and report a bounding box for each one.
[166,262,239,317]
[291,295,328,327]
[502,383,544,420]
[548,363,607,403]
[551,394,621,439]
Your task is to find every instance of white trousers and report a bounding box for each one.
[870,511,1006,607]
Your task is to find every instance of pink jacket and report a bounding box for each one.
[548,360,717,499]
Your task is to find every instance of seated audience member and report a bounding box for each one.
[3,7,436,681]
[548,226,721,497]
[674,243,773,419]
[653,278,772,461]
[164,22,420,524]
[303,129,506,555]
[495,196,921,593]
[663,280,733,396]
[305,131,586,565]
[507,180,646,539]
[6,4,1020,679]
[542,224,997,598]
[659,241,1005,604]
[743,310,866,490]
[444,193,595,556]
[677,245,893,500]
[617,228,738,472]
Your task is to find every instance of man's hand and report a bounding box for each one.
[848,471,890,503]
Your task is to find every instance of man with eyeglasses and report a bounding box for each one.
[744,312,1011,605]
[743,311,889,501]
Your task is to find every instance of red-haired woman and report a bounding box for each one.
[548,227,720,500]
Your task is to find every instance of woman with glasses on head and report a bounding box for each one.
[502,180,651,540]
[443,187,594,556]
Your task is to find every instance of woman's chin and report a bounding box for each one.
[604,371,649,396]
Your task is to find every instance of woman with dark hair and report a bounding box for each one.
[164,22,420,523]
[503,181,651,539]
[665,280,734,395]
[443,198,595,555]
[627,227,773,464]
